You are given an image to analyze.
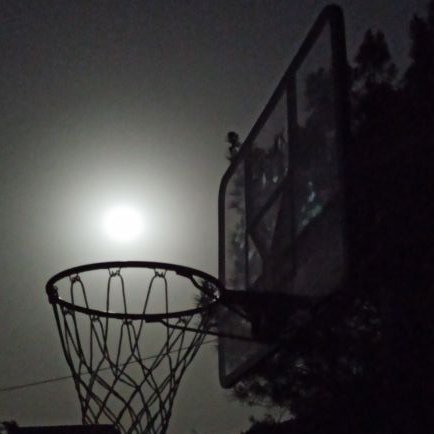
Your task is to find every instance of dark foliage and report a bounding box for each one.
[238,2,434,433]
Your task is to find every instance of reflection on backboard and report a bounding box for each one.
[218,5,349,388]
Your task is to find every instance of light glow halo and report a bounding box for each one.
[103,205,144,242]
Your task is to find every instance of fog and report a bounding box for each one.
[0,1,427,432]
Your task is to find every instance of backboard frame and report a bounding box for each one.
[218,4,350,388]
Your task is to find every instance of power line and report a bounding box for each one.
[0,339,217,393]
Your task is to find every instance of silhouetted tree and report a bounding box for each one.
[404,1,434,108]
[353,30,396,87]
[304,67,335,133]
[235,2,434,433]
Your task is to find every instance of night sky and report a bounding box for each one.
[0,1,426,433]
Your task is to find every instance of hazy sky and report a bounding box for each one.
[0,1,427,433]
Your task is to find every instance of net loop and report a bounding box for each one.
[109,268,121,277]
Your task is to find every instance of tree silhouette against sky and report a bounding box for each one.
[234,1,434,433]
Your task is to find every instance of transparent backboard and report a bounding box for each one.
[218,5,349,388]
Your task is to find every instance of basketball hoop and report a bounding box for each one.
[46,261,221,434]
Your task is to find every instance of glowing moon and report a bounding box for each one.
[103,205,144,242]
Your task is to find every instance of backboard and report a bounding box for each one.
[218,5,350,388]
